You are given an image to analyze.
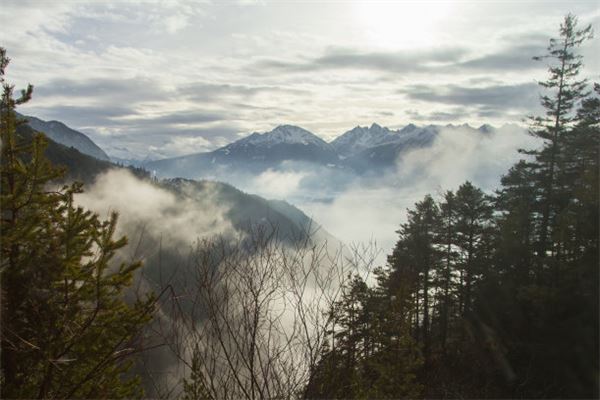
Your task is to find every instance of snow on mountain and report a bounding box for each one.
[342,124,441,172]
[207,124,338,165]
[331,123,400,157]
[146,122,499,179]
[147,125,339,179]
[397,124,440,145]
[227,125,330,149]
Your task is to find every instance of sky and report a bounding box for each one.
[1,0,599,159]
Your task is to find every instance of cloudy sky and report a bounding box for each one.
[2,0,598,159]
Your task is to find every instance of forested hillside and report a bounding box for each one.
[304,15,599,399]
[1,12,598,400]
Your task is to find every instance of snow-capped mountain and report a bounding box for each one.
[343,124,441,172]
[146,125,339,179]
[233,125,329,148]
[211,124,337,163]
[146,122,497,179]
[331,123,401,157]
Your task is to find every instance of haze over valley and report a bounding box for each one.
[2,1,598,399]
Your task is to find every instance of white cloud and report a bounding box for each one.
[299,125,540,265]
[76,169,237,248]
[253,169,309,199]
[150,136,213,157]
[4,0,598,159]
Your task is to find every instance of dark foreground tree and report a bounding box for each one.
[527,13,593,260]
[303,15,597,399]
[0,47,155,398]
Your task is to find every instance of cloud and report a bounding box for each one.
[458,44,545,71]
[34,77,170,104]
[69,0,210,35]
[91,125,241,159]
[405,108,472,122]
[0,0,75,37]
[6,0,599,162]
[123,110,229,125]
[149,136,215,157]
[392,125,538,191]
[312,47,466,71]
[182,82,302,100]
[19,102,243,158]
[25,105,137,126]
[295,125,540,265]
[253,169,309,199]
[76,169,238,249]
[252,46,467,74]
[401,82,540,110]
[250,41,550,76]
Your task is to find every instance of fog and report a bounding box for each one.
[254,168,309,198]
[241,125,540,265]
[72,168,357,397]
[76,169,238,251]
[68,125,541,395]
[81,125,541,274]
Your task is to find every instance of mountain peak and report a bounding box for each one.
[478,123,494,133]
[400,123,418,134]
[231,125,328,148]
[331,123,400,157]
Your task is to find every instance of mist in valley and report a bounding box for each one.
[2,1,598,399]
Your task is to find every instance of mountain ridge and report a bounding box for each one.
[17,113,110,161]
[145,122,500,178]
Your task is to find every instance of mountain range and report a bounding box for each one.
[145,122,496,179]
[15,116,329,246]
[18,111,507,199]
[18,113,498,180]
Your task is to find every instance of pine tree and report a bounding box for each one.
[182,346,212,400]
[0,47,155,398]
[305,273,423,399]
[495,160,538,283]
[453,182,494,317]
[528,13,593,260]
[434,190,458,355]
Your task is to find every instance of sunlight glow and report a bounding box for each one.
[353,1,453,49]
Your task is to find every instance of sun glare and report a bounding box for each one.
[353,1,452,49]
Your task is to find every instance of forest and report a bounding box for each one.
[1,13,598,399]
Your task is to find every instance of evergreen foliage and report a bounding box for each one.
[306,14,598,399]
[0,47,155,398]
[304,274,423,399]
[0,11,597,399]
[182,346,212,400]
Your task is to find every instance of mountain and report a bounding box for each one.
[18,113,110,161]
[161,178,327,245]
[146,122,499,181]
[147,125,340,179]
[15,122,118,183]
[331,123,401,158]
[213,124,338,164]
[344,124,440,173]
[17,120,326,244]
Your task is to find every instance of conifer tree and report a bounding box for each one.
[453,182,493,316]
[434,190,457,354]
[305,273,422,399]
[528,13,593,259]
[0,47,155,399]
[394,195,440,359]
[182,346,212,400]
[495,160,538,282]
